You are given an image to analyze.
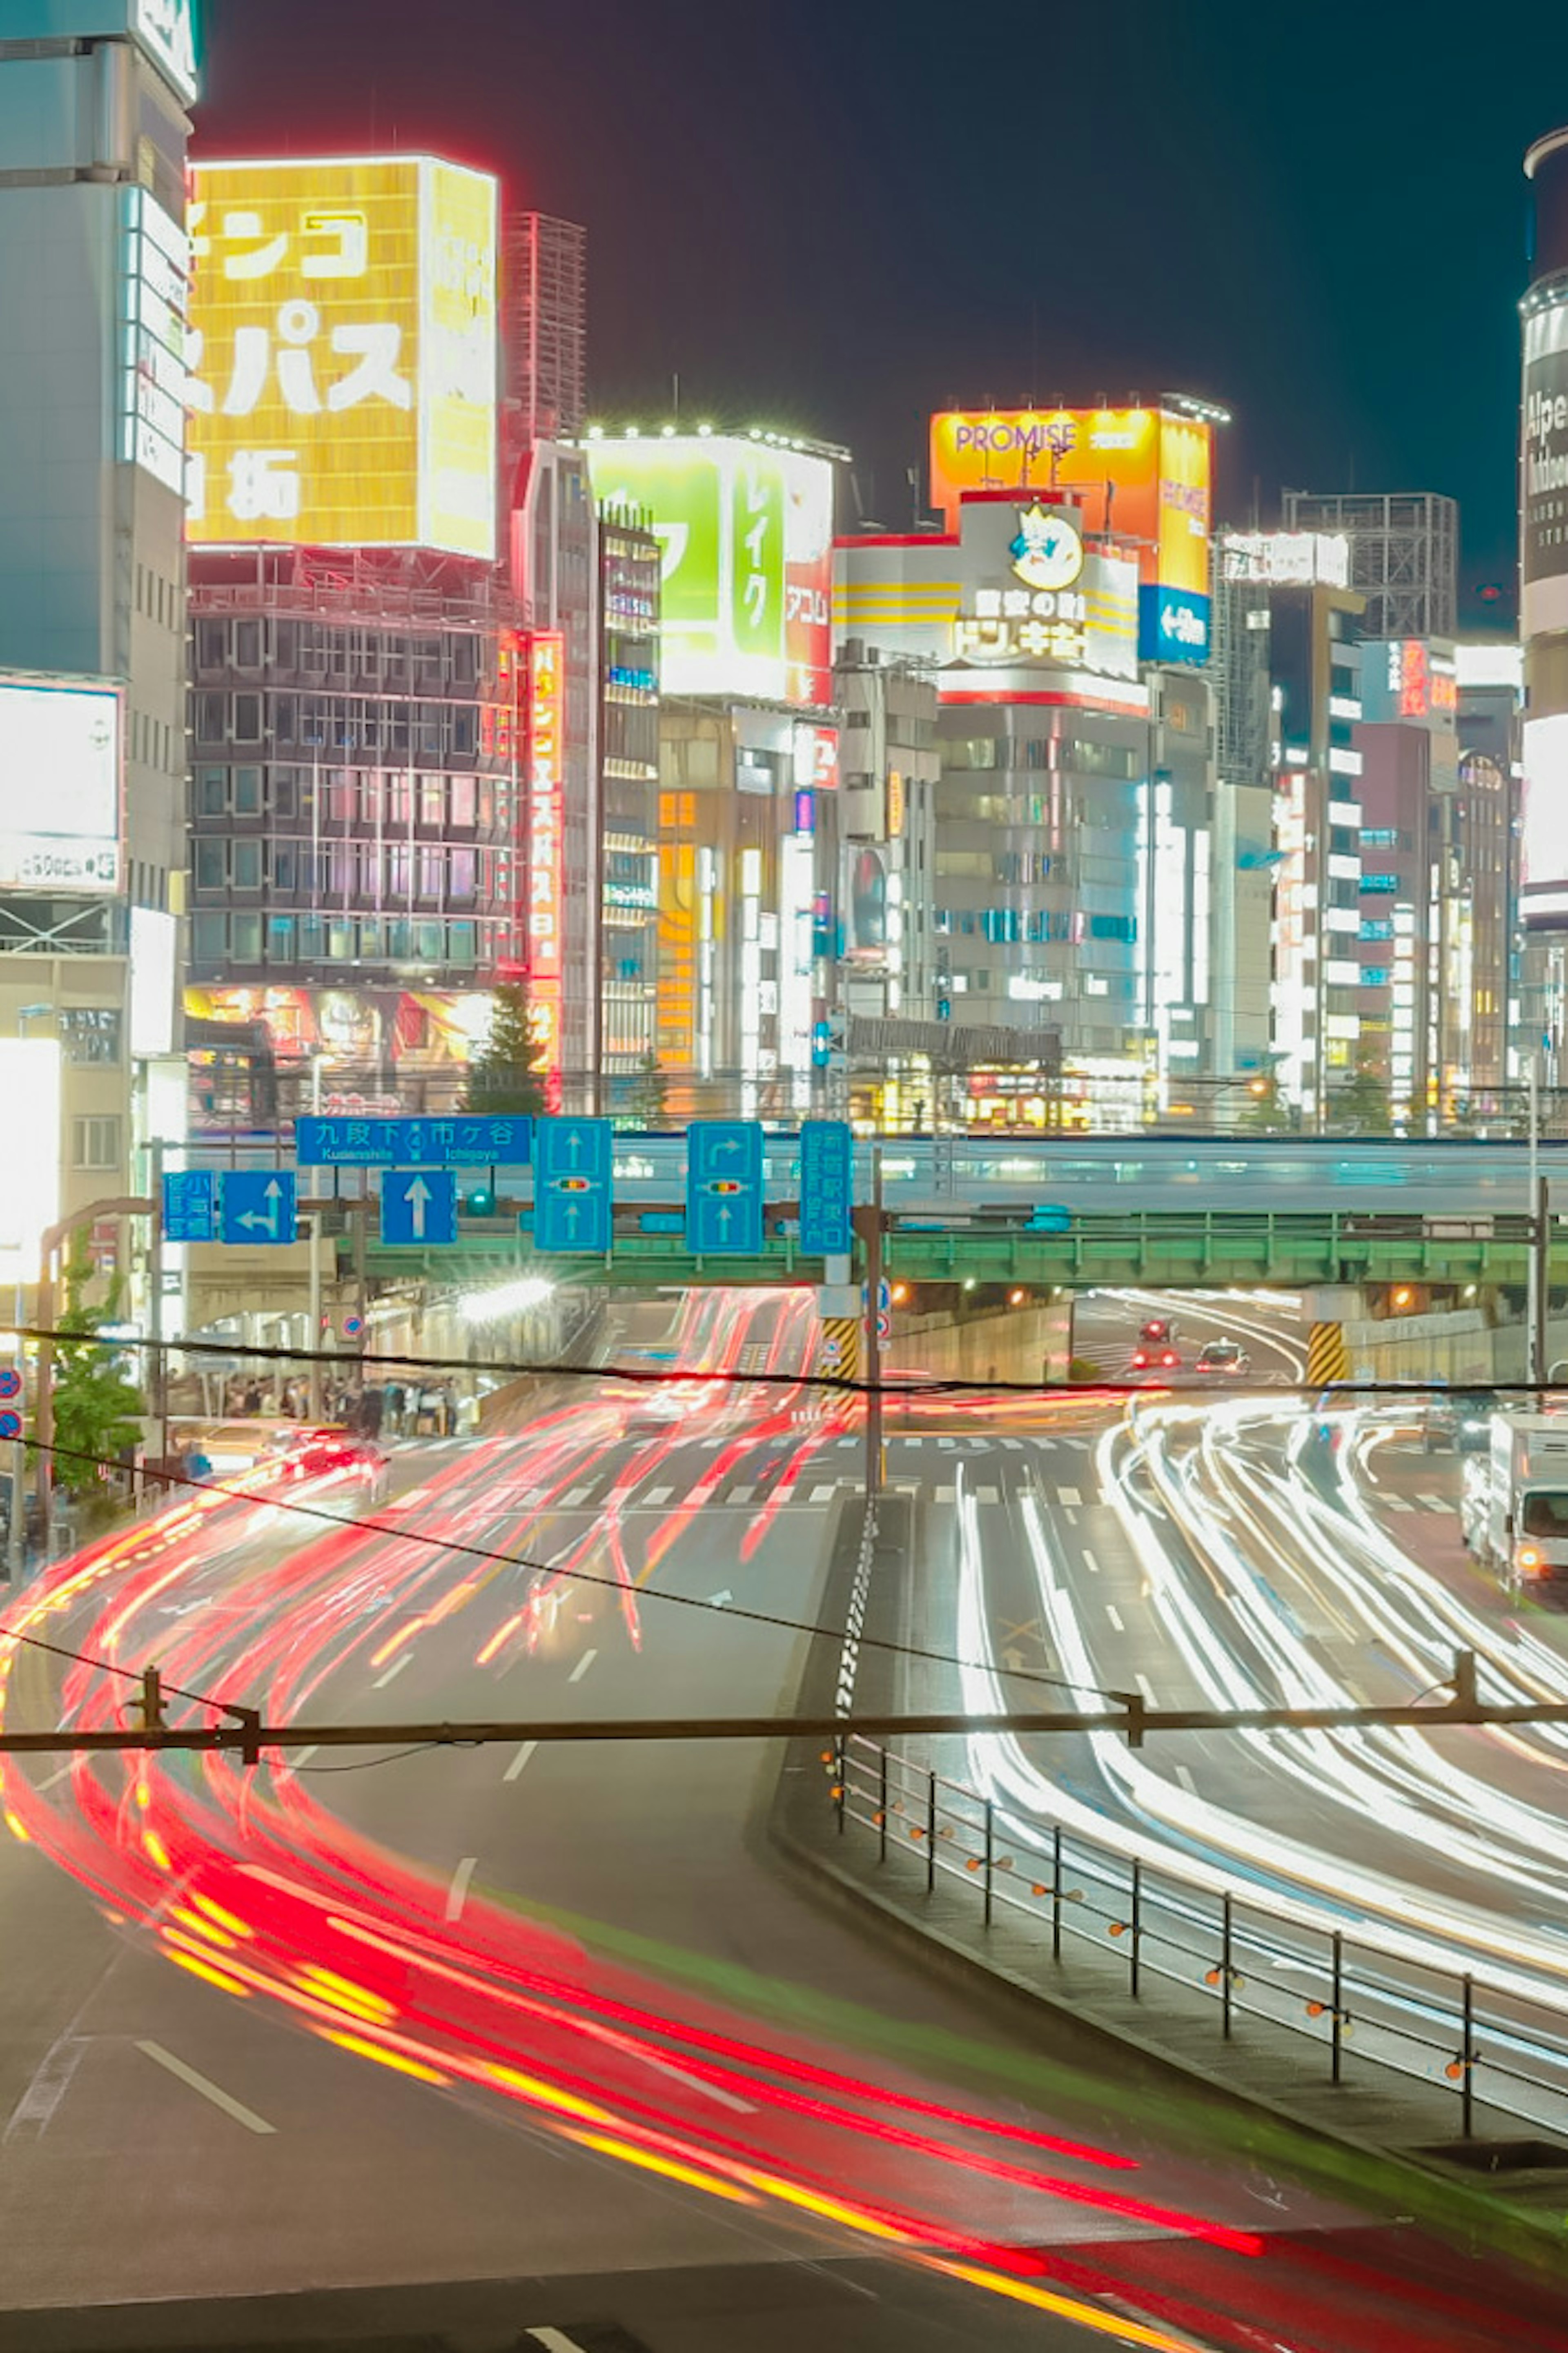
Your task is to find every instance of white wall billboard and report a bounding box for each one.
[0,679,122,892]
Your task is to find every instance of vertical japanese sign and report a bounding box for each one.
[186,156,497,557]
[526,632,565,1114]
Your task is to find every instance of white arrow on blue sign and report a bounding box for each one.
[687,1121,764,1254]
[381,1168,458,1247]
[220,1171,298,1247]
[534,1119,613,1253]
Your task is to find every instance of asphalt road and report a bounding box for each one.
[0,1288,1564,2351]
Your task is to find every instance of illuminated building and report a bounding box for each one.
[1281,491,1458,640]
[1220,532,1366,1126]
[1207,562,1276,1085]
[0,4,196,1256]
[184,153,517,1123]
[1520,130,1568,1076]
[583,429,840,1116]
[1454,642,1523,1100]
[595,513,661,1083]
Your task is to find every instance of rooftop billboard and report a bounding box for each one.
[929,407,1213,663]
[187,156,497,559]
[585,436,834,706]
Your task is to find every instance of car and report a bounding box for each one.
[1424,1389,1495,1455]
[1138,1317,1174,1345]
[1131,1347,1182,1372]
[1196,1339,1250,1375]
[272,1425,391,1509]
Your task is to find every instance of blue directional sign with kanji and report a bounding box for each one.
[162,1168,218,1243]
[296,1115,533,1169]
[381,1168,457,1247]
[534,1118,613,1253]
[799,1120,853,1256]
[687,1120,764,1254]
[220,1170,298,1247]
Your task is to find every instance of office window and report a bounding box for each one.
[450,775,477,828]
[231,913,263,962]
[60,1009,121,1065]
[267,914,296,962]
[419,777,445,827]
[192,912,225,963]
[231,839,263,890]
[194,839,225,890]
[232,694,263,742]
[232,766,263,816]
[72,1116,122,1171]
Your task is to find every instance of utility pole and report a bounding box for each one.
[1532,1173,1551,1391]
[33,1197,156,1548]
[307,1211,325,1419]
[148,1138,169,1474]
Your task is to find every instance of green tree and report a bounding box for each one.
[41,1238,145,1499]
[465,982,548,1118]
[625,1051,669,1128]
[1239,1067,1290,1133]
[1335,1058,1394,1135]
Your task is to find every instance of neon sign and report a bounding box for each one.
[526,631,565,1112]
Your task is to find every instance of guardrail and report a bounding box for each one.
[831,1735,1568,2146]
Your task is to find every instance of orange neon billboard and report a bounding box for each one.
[929,407,1213,659]
[187,156,497,558]
[526,632,565,1113]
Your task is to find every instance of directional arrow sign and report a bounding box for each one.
[220,1169,298,1247]
[687,1121,764,1254]
[534,1119,613,1253]
[381,1168,457,1247]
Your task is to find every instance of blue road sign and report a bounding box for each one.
[296,1115,533,1169]
[0,1413,21,1442]
[162,1168,217,1243]
[220,1170,298,1247]
[381,1168,458,1247]
[0,1370,20,1404]
[687,1120,764,1254]
[535,1118,613,1253]
[799,1120,853,1256]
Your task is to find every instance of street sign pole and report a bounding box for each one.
[149,1137,169,1477]
[855,1148,885,1507]
[307,1212,324,1419]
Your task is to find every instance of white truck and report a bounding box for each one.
[1461,1413,1568,1592]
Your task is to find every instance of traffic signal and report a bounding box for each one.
[463,1184,497,1219]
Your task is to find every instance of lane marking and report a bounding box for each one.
[568,1648,597,1685]
[504,1740,538,1783]
[808,1484,837,1503]
[934,1484,957,1502]
[644,1485,673,1505]
[5,2034,88,2142]
[561,1486,594,1507]
[291,1746,318,1771]
[1105,1605,1125,1633]
[726,1484,755,1505]
[1057,1486,1082,1506]
[1135,1673,1157,1707]
[1080,1547,1102,1574]
[633,2046,756,2113]
[529,2332,594,2353]
[976,1485,1001,1504]
[137,2041,275,2135]
[373,1654,410,1689]
[36,1762,74,1794]
[1175,1764,1198,1795]
[445,1855,477,1922]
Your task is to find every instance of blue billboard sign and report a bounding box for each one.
[220,1170,298,1247]
[381,1169,458,1247]
[799,1120,853,1256]
[534,1118,613,1253]
[687,1121,764,1254]
[162,1169,218,1243]
[1140,585,1210,666]
[296,1115,533,1169]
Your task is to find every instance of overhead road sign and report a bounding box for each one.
[162,1169,218,1242]
[688,1121,764,1254]
[381,1169,458,1247]
[535,1118,612,1253]
[220,1171,298,1247]
[799,1120,853,1256]
[297,1115,533,1169]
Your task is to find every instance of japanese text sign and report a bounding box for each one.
[187,156,497,558]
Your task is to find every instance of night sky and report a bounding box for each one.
[197,0,1568,623]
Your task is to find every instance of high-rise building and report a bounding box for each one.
[182,153,510,1127]
[1221,532,1366,1126]
[1281,490,1458,640]
[596,512,662,1086]
[0,3,196,1273]
[1520,130,1568,1076]
[1208,562,1276,1084]
[1455,642,1523,1106]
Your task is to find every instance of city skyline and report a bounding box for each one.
[199,0,1568,616]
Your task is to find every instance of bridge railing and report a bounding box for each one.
[831,1735,1568,2144]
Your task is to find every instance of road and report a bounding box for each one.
[0,1289,1562,2349]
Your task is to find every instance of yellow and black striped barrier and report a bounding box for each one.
[1307,1321,1350,1385]
[816,1317,861,1382]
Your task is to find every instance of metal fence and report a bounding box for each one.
[833,1735,1568,2145]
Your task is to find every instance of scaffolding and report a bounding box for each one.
[1280,490,1458,639]
[502,211,588,453]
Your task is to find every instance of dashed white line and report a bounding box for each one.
[1080,1547,1102,1575]
[568,1648,597,1685]
[445,1855,478,1922]
[644,1485,673,1506]
[291,1746,318,1771]
[1134,1673,1157,1707]
[1105,1605,1125,1633]
[726,1484,755,1505]
[529,2331,592,2353]
[560,1486,593,1507]
[503,1740,538,1783]
[35,1763,74,1794]
[633,2047,757,2113]
[975,1485,1001,1504]
[137,2042,275,2135]
[1175,1764,1198,1795]
[373,1655,409,1689]
[1056,1486,1082,1507]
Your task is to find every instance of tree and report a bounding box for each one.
[625,1051,669,1129]
[1335,1058,1394,1136]
[465,982,548,1118]
[42,1238,145,1500]
[1240,1067,1291,1134]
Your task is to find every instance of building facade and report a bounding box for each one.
[1281,490,1458,640]
[596,512,661,1086]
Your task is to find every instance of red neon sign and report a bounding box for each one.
[526,630,565,1113]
